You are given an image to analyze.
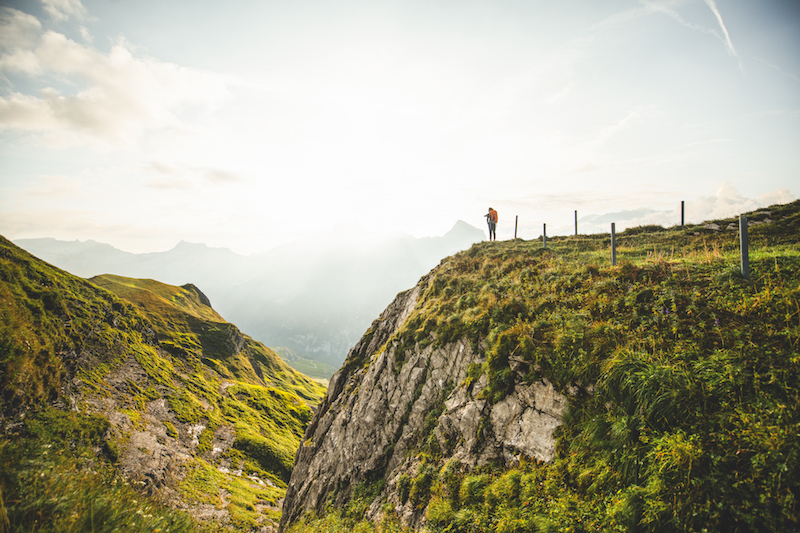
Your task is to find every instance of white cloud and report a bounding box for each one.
[0,8,42,51]
[79,25,92,43]
[757,188,795,207]
[641,0,708,33]
[0,10,229,144]
[693,181,758,220]
[25,175,81,197]
[542,182,795,237]
[703,0,738,60]
[145,161,242,189]
[605,1,743,73]
[41,0,88,22]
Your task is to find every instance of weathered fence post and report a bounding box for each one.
[739,214,749,280]
[575,210,578,236]
[543,223,547,248]
[681,201,685,229]
[514,215,518,239]
[611,223,617,266]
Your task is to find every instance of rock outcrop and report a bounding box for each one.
[280,273,568,531]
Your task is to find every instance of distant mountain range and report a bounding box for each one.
[14,220,486,372]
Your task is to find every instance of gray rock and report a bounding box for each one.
[280,273,568,531]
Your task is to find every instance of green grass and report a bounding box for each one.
[0,236,327,531]
[0,409,207,533]
[90,274,326,402]
[300,201,800,532]
[179,457,285,531]
[286,510,412,533]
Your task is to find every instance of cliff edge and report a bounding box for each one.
[281,263,570,530]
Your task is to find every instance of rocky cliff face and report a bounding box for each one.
[280,270,568,531]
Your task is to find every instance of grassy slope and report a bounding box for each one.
[0,237,325,532]
[272,346,335,382]
[90,274,324,402]
[289,201,800,533]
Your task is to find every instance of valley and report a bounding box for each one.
[1,201,799,532]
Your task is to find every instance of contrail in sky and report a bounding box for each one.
[703,0,744,73]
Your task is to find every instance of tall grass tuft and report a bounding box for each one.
[0,439,202,533]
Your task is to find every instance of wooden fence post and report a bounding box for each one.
[739,214,749,280]
[514,215,518,239]
[575,210,578,236]
[543,223,547,248]
[611,223,617,266]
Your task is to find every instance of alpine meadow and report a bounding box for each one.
[1,201,798,532]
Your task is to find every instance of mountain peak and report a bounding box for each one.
[444,219,485,241]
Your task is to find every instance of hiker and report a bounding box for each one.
[485,207,498,241]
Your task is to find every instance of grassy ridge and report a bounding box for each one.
[90,274,323,402]
[0,236,326,531]
[0,236,150,415]
[289,201,800,533]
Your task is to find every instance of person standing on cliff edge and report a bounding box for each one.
[485,207,498,241]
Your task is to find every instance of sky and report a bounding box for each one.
[0,0,798,254]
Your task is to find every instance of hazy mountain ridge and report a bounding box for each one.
[15,220,486,369]
[0,236,326,531]
[281,202,800,533]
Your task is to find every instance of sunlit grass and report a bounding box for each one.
[309,201,800,533]
[0,411,208,533]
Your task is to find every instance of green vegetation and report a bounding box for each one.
[91,274,324,402]
[0,409,206,533]
[222,382,313,482]
[287,510,412,533]
[179,457,284,530]
[0,236,326,531]
[307,202,800,532]
[273,346,335,382]
[0,237,149,413]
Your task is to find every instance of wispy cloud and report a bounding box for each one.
[146,161,241,189]
[752,56,800,83]
[640,0,708,33]
[703,0,743,73]
[25,175,81,197]
[0,8,229,144]
[41,0,88,22]
[602,1,744,74]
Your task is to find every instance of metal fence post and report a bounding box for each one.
[575,210,578,236]
[739,214,749,280]
[681,201,685,229]
[543,223,547,248]
[611,223,617,266]
[514,215,518,239]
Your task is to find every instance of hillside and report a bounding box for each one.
[14,220,486,369]
[0,237,326,532]
[281,201,800,533]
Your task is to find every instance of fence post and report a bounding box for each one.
[681,201,685,229]
[611,223,617,266]
[739,214,749,280]
[575,210,578,236]
[514,215,518,239]
[543,223,547,248]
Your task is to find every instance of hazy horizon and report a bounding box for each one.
[11,187,797,257]
[1,0,798,254]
